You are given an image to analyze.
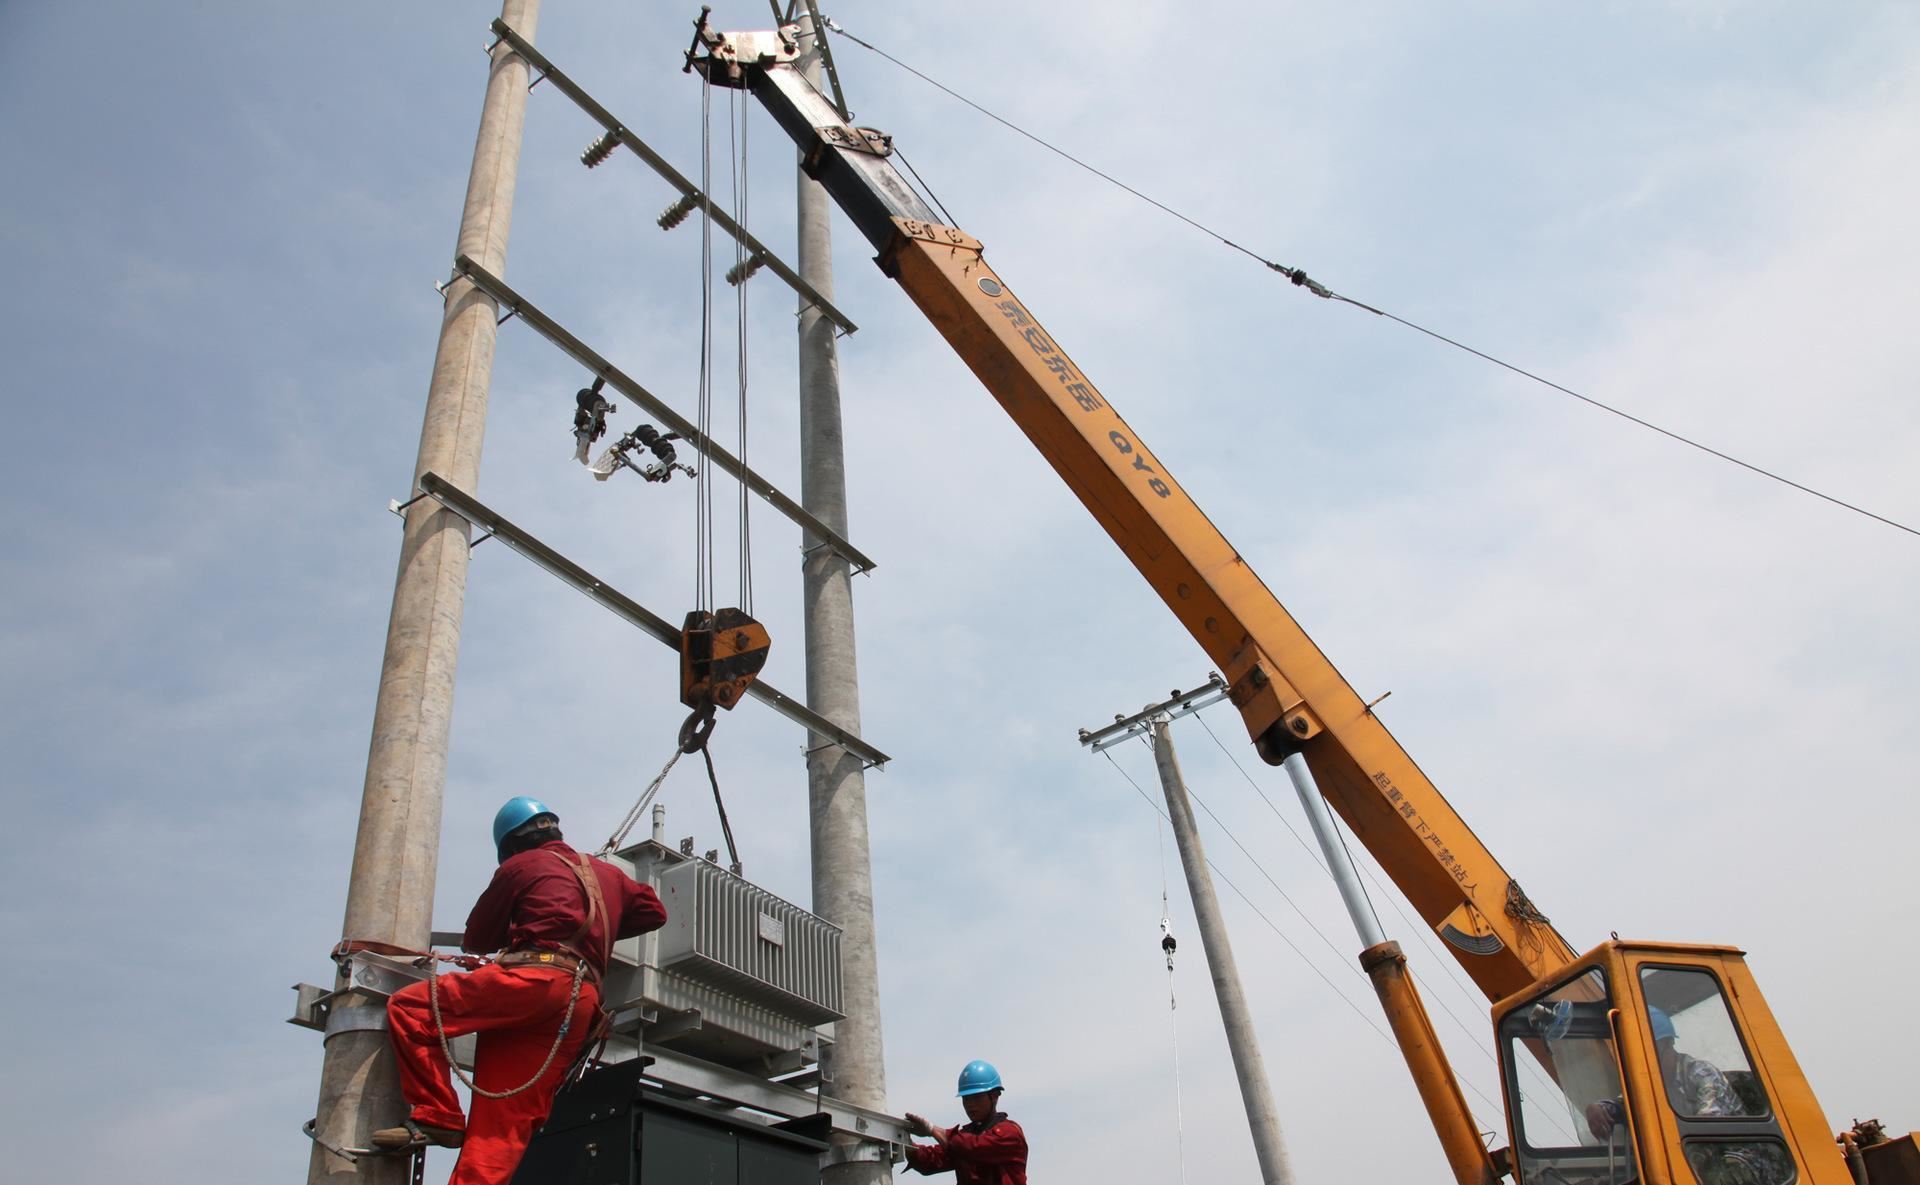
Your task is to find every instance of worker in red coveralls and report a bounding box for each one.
[371,796,667,1184]
[902,1059,1028,1185]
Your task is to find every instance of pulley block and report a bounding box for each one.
[680,607,770,712]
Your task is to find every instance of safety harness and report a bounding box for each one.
[432,848,614,1101]
[332,849,617,1107]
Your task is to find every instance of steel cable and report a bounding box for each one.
[730,88,755,614]
[1100,748,1515,1131]
[823,18,1919,541]
[1187,712,1579,1143]
[695,77,716,613]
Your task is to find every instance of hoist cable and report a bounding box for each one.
[694,77,717,614]
[599,746,687,856]
[729,89,755,615]
[595,725,743,873]
[892,141,958,230]
[823,19,1920,543]
[701,745,742,872]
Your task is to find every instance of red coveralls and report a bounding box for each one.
[386,839,667,1185]
[903,1114,1028,1185]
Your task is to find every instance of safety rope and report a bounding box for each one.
[427,955,588,1100]
[330,939,589,1103]
[331,939,482,968]
[332,703,754,1114]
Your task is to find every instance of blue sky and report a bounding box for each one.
[3,3,1917,1182]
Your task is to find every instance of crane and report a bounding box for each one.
[687,15,1894,1185]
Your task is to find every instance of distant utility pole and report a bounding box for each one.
[305,3,539,1181]
[794,10,890,1185]
[1151,717,1299,1185]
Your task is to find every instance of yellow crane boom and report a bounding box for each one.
[689,19,1873,1185]
[697,17,1573,1008]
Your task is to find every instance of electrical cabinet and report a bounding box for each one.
[510,1059,827,1185]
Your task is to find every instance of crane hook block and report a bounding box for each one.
[680,607,771,712]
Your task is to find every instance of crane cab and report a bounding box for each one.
[1492,942,1849,1185]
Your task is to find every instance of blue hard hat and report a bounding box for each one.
[956,1060,1003,1097]
[1648,1006,1676,1043]
[493,796,558,861]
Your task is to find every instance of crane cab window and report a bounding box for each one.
[1499,968,1638,1185]
[1636,967,1767,1119]
[1638,966,1795,1185]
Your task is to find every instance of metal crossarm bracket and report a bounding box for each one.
[450,256,876,575]
[489,18,857,336]
[1077,673,1229,752]
[415,472,890,769]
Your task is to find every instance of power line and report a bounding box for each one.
[1189,711,1582,1136]
[1101,751,1401,1046]
[1127,726,1535,1134]
[1365,309,1920,538]
[1193,712,1495,1026]
[823,19,1919,542]
[1100,748,1513,1133]
[821,19,1321,288]
[1134,725,1579,1145]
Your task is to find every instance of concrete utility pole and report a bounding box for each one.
[306,3,539,1181]
[1151,717,1299,1185]
[794,12,890,1185]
